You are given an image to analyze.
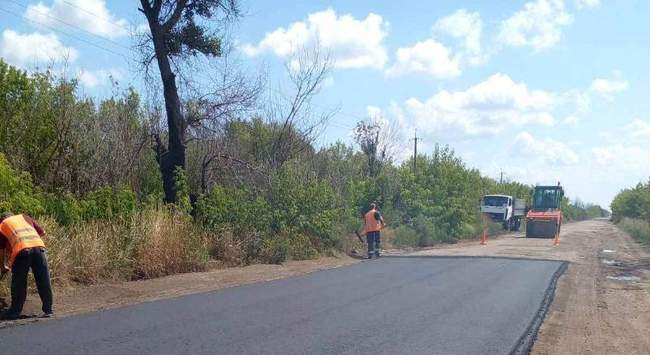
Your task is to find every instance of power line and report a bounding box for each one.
[6,0,131,51]
[0,6,130,61]
[59,0,135,33]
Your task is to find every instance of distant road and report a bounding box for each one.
[0,256,565,355]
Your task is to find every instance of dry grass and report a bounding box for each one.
[1,208,212,302]
[619,218,650,247]
[134,210,209,279]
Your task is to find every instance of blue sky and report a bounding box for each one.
[1,0,649,208]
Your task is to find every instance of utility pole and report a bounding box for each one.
[500,170,503,184]
[411,129,419,174]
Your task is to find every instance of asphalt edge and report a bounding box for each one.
[382,254,567,264]
[509,260,569,355]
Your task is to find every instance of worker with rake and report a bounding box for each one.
[0,212,53,320]
[364,203,385,259]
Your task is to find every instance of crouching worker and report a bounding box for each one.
[364,203,385,259]
[0,212,53,320]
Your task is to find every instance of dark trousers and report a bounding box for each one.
[367,231,381,256]
[9,247,53,315]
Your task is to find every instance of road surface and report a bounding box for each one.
[0,256,565,355]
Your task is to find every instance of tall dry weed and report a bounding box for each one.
[133,209,209,279]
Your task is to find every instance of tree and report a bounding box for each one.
[138,0,245,202]
[353,116,400,177]
[264,46,335,170]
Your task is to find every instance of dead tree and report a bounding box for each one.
[264,46,337,169]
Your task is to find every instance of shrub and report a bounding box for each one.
[392,225,419,247]
[619,218,650,246]
[43,193,82,225]
[0,153,44,216]
[81,186,138,221]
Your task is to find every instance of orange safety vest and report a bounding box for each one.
[0,214,45,267]
[365,209,383,233]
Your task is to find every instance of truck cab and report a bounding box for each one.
[481,195,513,221]
[481,195,525,231]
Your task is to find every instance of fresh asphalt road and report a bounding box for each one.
[0,256,565,355]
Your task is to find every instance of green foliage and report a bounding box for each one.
[43,192,82,225]
[44,187,138,225]
[269,163,342,249]
[611,181,650,247]
[81,187,138,221]
[611,182,650,223]
[0,153,44,216]
[173,167,192,214]
[562,197,609,221]
[196,185,270,234]
[618,218,650,246]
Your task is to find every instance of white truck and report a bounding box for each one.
[480,194,526,231]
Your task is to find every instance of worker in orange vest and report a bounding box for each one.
[0,212,53,320]
[364,203,385,259]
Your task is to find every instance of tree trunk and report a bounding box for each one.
[148,19,186,203]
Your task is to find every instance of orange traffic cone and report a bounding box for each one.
[480,228,488,245]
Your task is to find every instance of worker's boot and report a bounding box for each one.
[0,310,20,321]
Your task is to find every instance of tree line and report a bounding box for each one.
[611,180,650,245]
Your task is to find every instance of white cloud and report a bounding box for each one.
[512,131,579,165]
[433,9,484,64]
[589,78,628,99]
[25,0,129,39]
[0,30,77,67]
[562,115,580,126]
[390,73,556,137]
[385,39,460,79]
[498,0,573,50]
[576,0,600,9]
[591,144,650,172]
[78,68,123,88]
[241,8,388,69]
[623,119,650,140]
[386,9,484,79]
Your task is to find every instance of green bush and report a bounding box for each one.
[81,186,137,221]
[172,167,192,214]
[43,192,82,225]
[44,186,138,225]
[393,225,419,247]
[268,164,342,250]
[0,153,44,216]
[619,218,650,246]
[196,185,271,234]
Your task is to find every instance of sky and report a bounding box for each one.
[1,0,650,208]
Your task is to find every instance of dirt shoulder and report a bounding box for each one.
[2,255,357,328]
[404,219,650,355]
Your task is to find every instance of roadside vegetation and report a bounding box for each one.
[611,181,650,246]
[0,59,605,293]
[0,0,607,297]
